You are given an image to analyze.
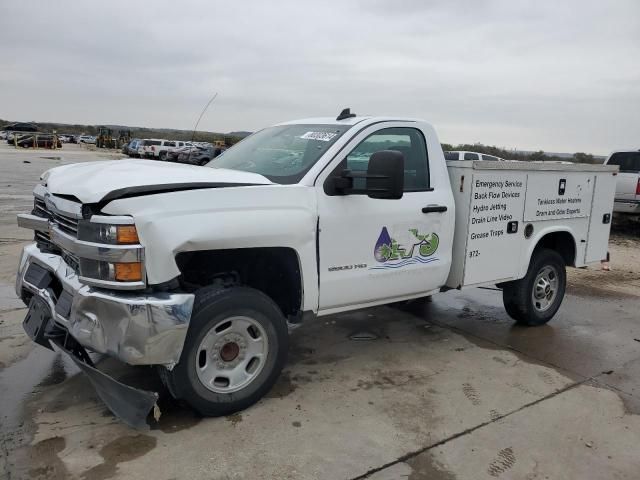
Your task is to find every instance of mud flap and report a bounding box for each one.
[53,340,159,430]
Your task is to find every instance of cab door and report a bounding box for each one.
[315,122,454,313]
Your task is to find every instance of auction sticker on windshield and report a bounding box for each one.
[299,131,338,141]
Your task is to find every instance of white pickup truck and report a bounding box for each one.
[15,110,617,427]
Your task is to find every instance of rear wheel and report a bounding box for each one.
[159,151,168,161]
[502,248,566,326]
[163,286,288,416]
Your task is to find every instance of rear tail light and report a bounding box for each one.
[636,178,640,196]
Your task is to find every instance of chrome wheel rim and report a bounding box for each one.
[195,316,269,393]
[532,265,559,312]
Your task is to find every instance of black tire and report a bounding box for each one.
[159,151,167,161]
[502,248,566,326]
[163,286,288,416]
[199,158,210,166]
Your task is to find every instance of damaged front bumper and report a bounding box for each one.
[16,243,194,368]
[16,243,195,427]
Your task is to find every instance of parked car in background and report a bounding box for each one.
[78,135,96,144]
[137,139,193,160]
[138,139,162,158]
[0,131,6,140]
[174,144,226,165]
[165,143,196,162]
[16,134,62,149]
[445,151,504,161]
[162,141,193,160]
[7,133,33,144]
[124,139,142,157]
[604,150,640,218]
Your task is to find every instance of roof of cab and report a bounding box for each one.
[276,116,423,127]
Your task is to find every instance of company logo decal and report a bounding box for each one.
[371,227,439,270]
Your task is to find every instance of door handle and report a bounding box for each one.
[422,205,448,214]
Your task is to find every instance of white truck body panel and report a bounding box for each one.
[103,185,320,311]
[446,161,617,289]
[313,120,455,313]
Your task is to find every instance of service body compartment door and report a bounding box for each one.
[585,173,616,263]
[463,172,527,285]
[524,172,594,222]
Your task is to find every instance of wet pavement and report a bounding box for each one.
[1,143,639,479]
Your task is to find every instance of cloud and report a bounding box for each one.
[0,0,638,153]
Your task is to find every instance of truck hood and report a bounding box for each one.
[44,159,273,204]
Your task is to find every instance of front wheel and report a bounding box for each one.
[502,248,566,326]
[163,286,289,416]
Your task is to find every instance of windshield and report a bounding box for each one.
[209,124,351,184]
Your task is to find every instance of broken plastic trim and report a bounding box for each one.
[52,338,159,430]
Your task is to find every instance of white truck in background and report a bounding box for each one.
[15,109,617,427]
[604,150,640,218]
[445,151,504,161]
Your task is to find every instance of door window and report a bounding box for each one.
[464,152,479,160]
[344,127,430,191]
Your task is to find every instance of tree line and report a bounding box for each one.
[440,143,601,164]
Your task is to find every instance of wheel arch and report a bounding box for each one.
[175,247,304,320]
[519,227,577,278]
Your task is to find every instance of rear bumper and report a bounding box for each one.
[16,243,194,368]
[613,199,640,215]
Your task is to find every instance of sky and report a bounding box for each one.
[1,0,638,155]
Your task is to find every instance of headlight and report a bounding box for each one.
[79,259,143,283]
[76,220,143,284]
[77,221,140,244]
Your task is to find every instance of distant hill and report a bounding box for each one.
[441,142,604,164]
[517,150,606,161]
[228,131,252,138]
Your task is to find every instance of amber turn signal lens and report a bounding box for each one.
[116,225,139,244]
[114,262,143,282]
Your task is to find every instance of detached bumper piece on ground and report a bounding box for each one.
[16,244,193,429]
[22,274,159,429]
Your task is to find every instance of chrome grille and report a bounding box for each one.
[32,194,81,272]
[34,197,48,218]
[61,251,80,273]
[33,195,80,238]
[50,210,79,236]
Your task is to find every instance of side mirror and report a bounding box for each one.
[325,150,405,199]
[366,150,404,199]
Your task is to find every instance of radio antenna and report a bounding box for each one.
[187,91,218,164]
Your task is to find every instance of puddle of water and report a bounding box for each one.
[0,344,78,433]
